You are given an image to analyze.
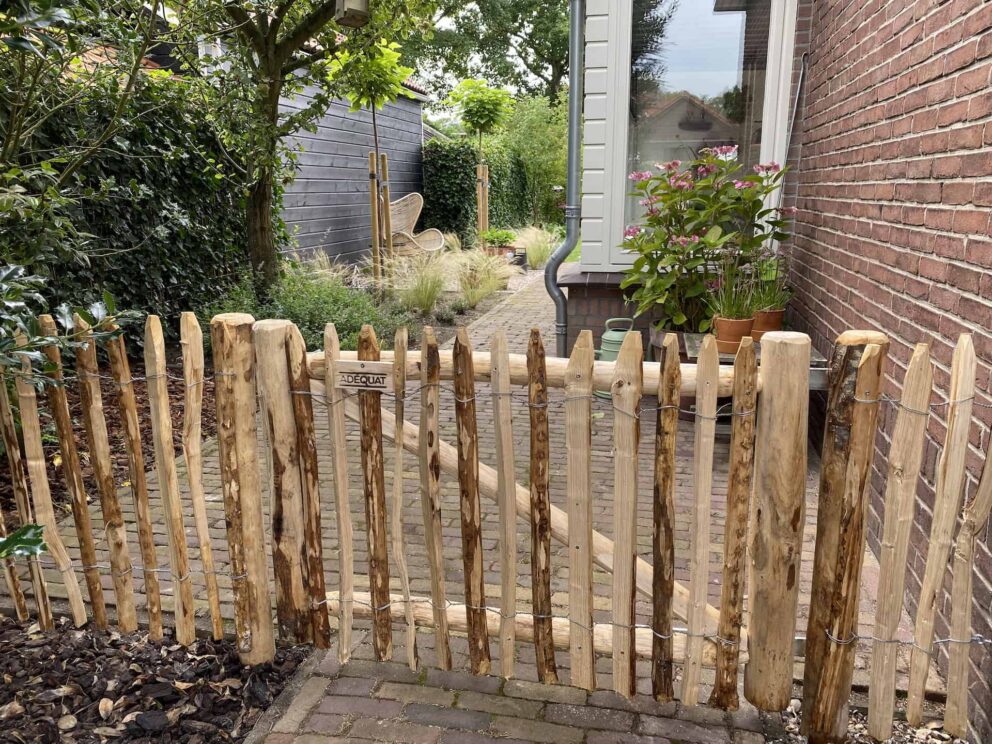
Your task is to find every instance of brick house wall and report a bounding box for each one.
[784,1,992,739]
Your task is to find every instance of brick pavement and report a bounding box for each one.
[40,270,938,708]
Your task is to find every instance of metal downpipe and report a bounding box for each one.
[544,0,585,358]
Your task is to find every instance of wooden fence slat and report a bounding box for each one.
[565,330,595,691]
[179,313,224,641]
[211,313,274,665]
[380,154,394,263]
[254,319,310,642]
[528,329,558,685]
[105,329,162,638]
[744,331,810,711]
[74,315,137,632]
[867,344,932,741]
[802,333,888,742]
[944,435,992,737]
[709,337,757,710]
[611,330,642,698]
[490,331,517,679]
[144,315,196,645]
[287,325,331,649]
[419,327,452,669]
[358,325,392,661]
[391,328,417,669]
[454,328,491,675]
[324,324,355,662]
[682,334,719,706]
[0,368,52,628]
[38,314,107,628]
[906,334,976,726]
[652,333,680,702]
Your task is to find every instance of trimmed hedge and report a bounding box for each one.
[421,138,528,244]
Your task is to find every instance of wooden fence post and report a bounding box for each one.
[324,324,355,662]
[254,319,310,643]
[0,368,52,628]
[74,316,137,632]
[380,154,395,266]
[683,334,719,706]
[17,333,87,627]
[105,328,162,639]
[867,344,932,740]
[211,313,275,665]
[38,314,107,628]
[454,328,491,675]
[419,327,452,669]
[359,325,392,661]
[906,334,976,726]
[652,333,680,702]
[528,329,558,684]
[144,315,196,645]
[709,337,757,710]
[180,313,225,641]
[802,332,888,743]
[944,435,992,737]
[565,330,595,691]
[491,331,518,678]
[286,325,331,649]
[391,328,418,669]
[611,330,642,698]
[744,331,810,711]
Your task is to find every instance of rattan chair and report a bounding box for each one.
[389,193,445,256]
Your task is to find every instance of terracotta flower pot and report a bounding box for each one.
[751,309,785,341]
[713,316,754,355]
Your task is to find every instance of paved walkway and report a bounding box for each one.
[36,271,939,740]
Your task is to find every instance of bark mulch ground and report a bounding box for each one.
[0,616,307,744]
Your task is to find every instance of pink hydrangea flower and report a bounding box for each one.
[628,170,654,182]
[624,226,644,239]
[733,180,750,189]
[711,145,738,158]
[655,160,681,172]
[754,162,782,174]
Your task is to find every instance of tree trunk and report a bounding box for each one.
[247,168,279,290]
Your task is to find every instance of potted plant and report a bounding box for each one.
[621,147,790,355]
[479,228,517,258]
[751,256,792,340]
[707,264,757,354]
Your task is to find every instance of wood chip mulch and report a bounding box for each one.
[0,616,307,743]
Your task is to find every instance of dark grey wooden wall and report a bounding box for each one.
[280,89,424,262]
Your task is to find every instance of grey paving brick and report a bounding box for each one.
[425,668,503,694]
[678,704,731,727]
[272,677,330,733]
[456,690,543,718]
[544,703,635,731]
[317,695,402,717]
[502,679,588,705]
[376,682,455,707]
[586,733,673,744]
[340,659,421,685]
[404,702,491,731]
[348,717,441,743]
[639,714,733,743]
[492,715,586,744]
[439,732,529,744]
[302,713,345,735]
[324,676,377,697]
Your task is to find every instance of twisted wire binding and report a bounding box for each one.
[824,628,992,656]
[38,556,244,583]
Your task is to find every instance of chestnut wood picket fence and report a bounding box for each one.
[1,312,990,743]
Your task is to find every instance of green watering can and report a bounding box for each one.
[595,318,635,399]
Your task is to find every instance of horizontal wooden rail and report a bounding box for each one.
[308,349,742,397]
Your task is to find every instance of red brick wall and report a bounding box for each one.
[785,1,992,739]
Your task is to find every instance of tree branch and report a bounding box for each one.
[274,0,339,63]
[224,3,265,54]
[280,45,335,77]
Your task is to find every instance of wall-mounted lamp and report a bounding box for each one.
[335,0,371,28]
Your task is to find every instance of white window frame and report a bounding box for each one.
[583,0,799,270]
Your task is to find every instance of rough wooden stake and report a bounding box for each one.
[390,328,417,669]
[802,333,888,743]
[491,331,517,679]
[324,324,355,663]
[144,315,196,645]
[528,329,558,684]
[867,344,932,741]
[683,334,718,706]
[74,315,137,632]
[38,314,107,628]
[358,325,392,661]
[565,330,595,691]
[179,313,224,641]
[380,153,395,264]
[418,327,451,669]
[254,319,310,642]
[611,330,642,698]
[287,325,331,649]
[709,337,757,710]
[453,328,491,675]
[211,313,275,665]
[744,332,811,711]
[0,368,52,628]
[652,333,680,702]
[906,334,975,726]
[105,329,162,639]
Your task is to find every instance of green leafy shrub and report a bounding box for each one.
[498,96,568,225]
[481,229,516,249]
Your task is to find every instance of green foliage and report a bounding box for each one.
[0,525,46,560]
[447,79,513,154]
[498,95,567,224]
[480,229,516,249]
[421,138,528,244]
[329,40,414,114]
[199,265,409,352]
[621,147,790,332]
